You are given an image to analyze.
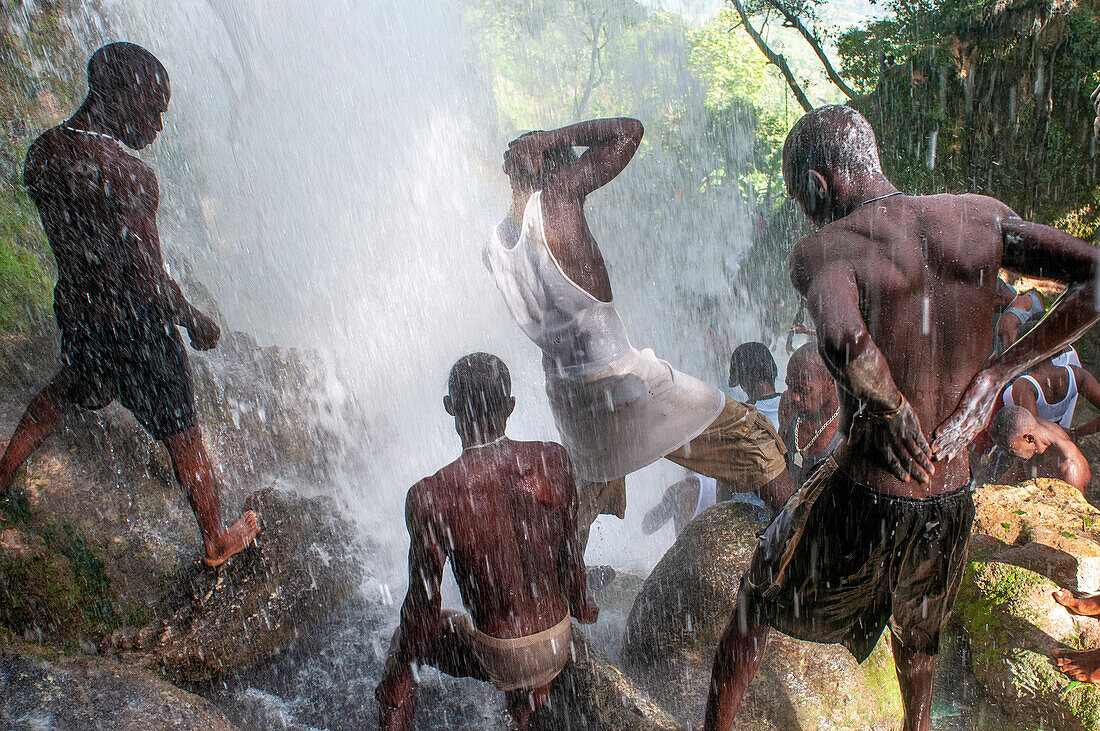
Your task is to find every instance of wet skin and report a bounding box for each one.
[779,346,841,460]
[1000,417,1091,495]
[1008,358,1100,441]
[0,62,257,566]
[791,193,1100,499]
[705,187,1100,731]
[501,118,795,510]
[376,438,597,729]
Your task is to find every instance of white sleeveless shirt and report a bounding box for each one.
[486,192,724,482]
[1003,363,1078,429]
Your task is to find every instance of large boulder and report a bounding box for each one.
[956,479,1100,730]
[0,634,237,730]
[101,487,365,683]
[623,501,903,729]
[533,629,682,730]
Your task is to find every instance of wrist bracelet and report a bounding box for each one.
[868,394,906,418]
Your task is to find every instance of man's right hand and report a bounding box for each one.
[505,132,546,178]
[850,396,934,483]
[574,596,599,625]
[185,310,221,350]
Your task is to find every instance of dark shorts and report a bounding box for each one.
[56,313,196,440]
[740,459,974,661]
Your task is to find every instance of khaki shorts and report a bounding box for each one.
[577,396,787,530]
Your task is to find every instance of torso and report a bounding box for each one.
[795,194,1011,497]
[409,439,572,638]
[25,126,161,327]
[504,190,613,303]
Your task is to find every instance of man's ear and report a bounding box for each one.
[807,169,829,200]
[444,394,455,416]
[506,396,516,418]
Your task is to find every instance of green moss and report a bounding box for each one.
[857,636,905,718]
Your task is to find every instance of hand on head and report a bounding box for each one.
[504,131,545,181]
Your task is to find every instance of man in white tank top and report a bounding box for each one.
[488,118,793,540]
[1001,351,1100,441]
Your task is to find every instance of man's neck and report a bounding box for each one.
[745,382,777,402]
[834,176,899,219]
[458,422,508,450]
[67,100,115,139]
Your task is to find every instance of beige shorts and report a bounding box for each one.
[577,396,787,530]
[453,613,572,692]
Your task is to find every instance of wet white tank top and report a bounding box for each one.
[486,192,724,482]
[485,191,631,378]
[1003,364,1078,429]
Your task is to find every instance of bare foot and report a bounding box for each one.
[1053,588,1100,617]
[1053,647,1100,683]
[203,510,260,568]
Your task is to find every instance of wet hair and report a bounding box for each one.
[788,341,830,383]
[729,342,777,388]
[88,42,168,99]
[782,105,883,199]
[991,405,1037,447]
[448,353,512,421]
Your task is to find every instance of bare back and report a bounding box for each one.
[793,193,1013,495]
[408,439,577,638]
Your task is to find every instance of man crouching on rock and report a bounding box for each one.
[0,43,258,567]
[376,353,598,729]
[703,105,1100,731]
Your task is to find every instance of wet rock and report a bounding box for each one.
[102,487,365,683]
[0,635,237,730]
[0,330,354,652]
[955,479,1100,729]
[532,629,682,731]
[623,501,902,729]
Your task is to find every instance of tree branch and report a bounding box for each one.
[728,0,813,112]
[766,0,858,99]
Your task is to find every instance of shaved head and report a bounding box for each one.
[782,105,883,205]
[448,352,512,422]
[788,342,831,383]
[88,42,168,100]
[785,341,838,419]
[991,405,1037,446]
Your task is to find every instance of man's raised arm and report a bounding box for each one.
[375,486,447,716]
[791,242,933,482]
[933,215,1100,460]
[507,118,643,198]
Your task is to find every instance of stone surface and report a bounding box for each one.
[955,479,1100,730]
[0,634,237,730]
[101,487,364,683]
[623,501,902,729]
[533,629,683,730]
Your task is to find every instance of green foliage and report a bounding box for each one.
[844,0,1100,228]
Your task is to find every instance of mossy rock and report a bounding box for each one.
[956,560,1100,730]
[623,501,903,728]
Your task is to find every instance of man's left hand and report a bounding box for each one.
[932,367,1002,462]
[186,311,221,351]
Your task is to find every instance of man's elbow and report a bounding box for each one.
[620,118,643,143]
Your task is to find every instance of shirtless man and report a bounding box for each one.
[488,119,793,539]
[991,405,1091,494]
[375,353,597,729]
[0,43,258,566]
[779,342,843,488]
[703,105,1100,731]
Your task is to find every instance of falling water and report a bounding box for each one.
[74,0,764,575]
[55,1,768,725]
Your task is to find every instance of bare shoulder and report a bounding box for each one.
[405,471,447,519]
[789,227,860,289]
[927,192,1016,224]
